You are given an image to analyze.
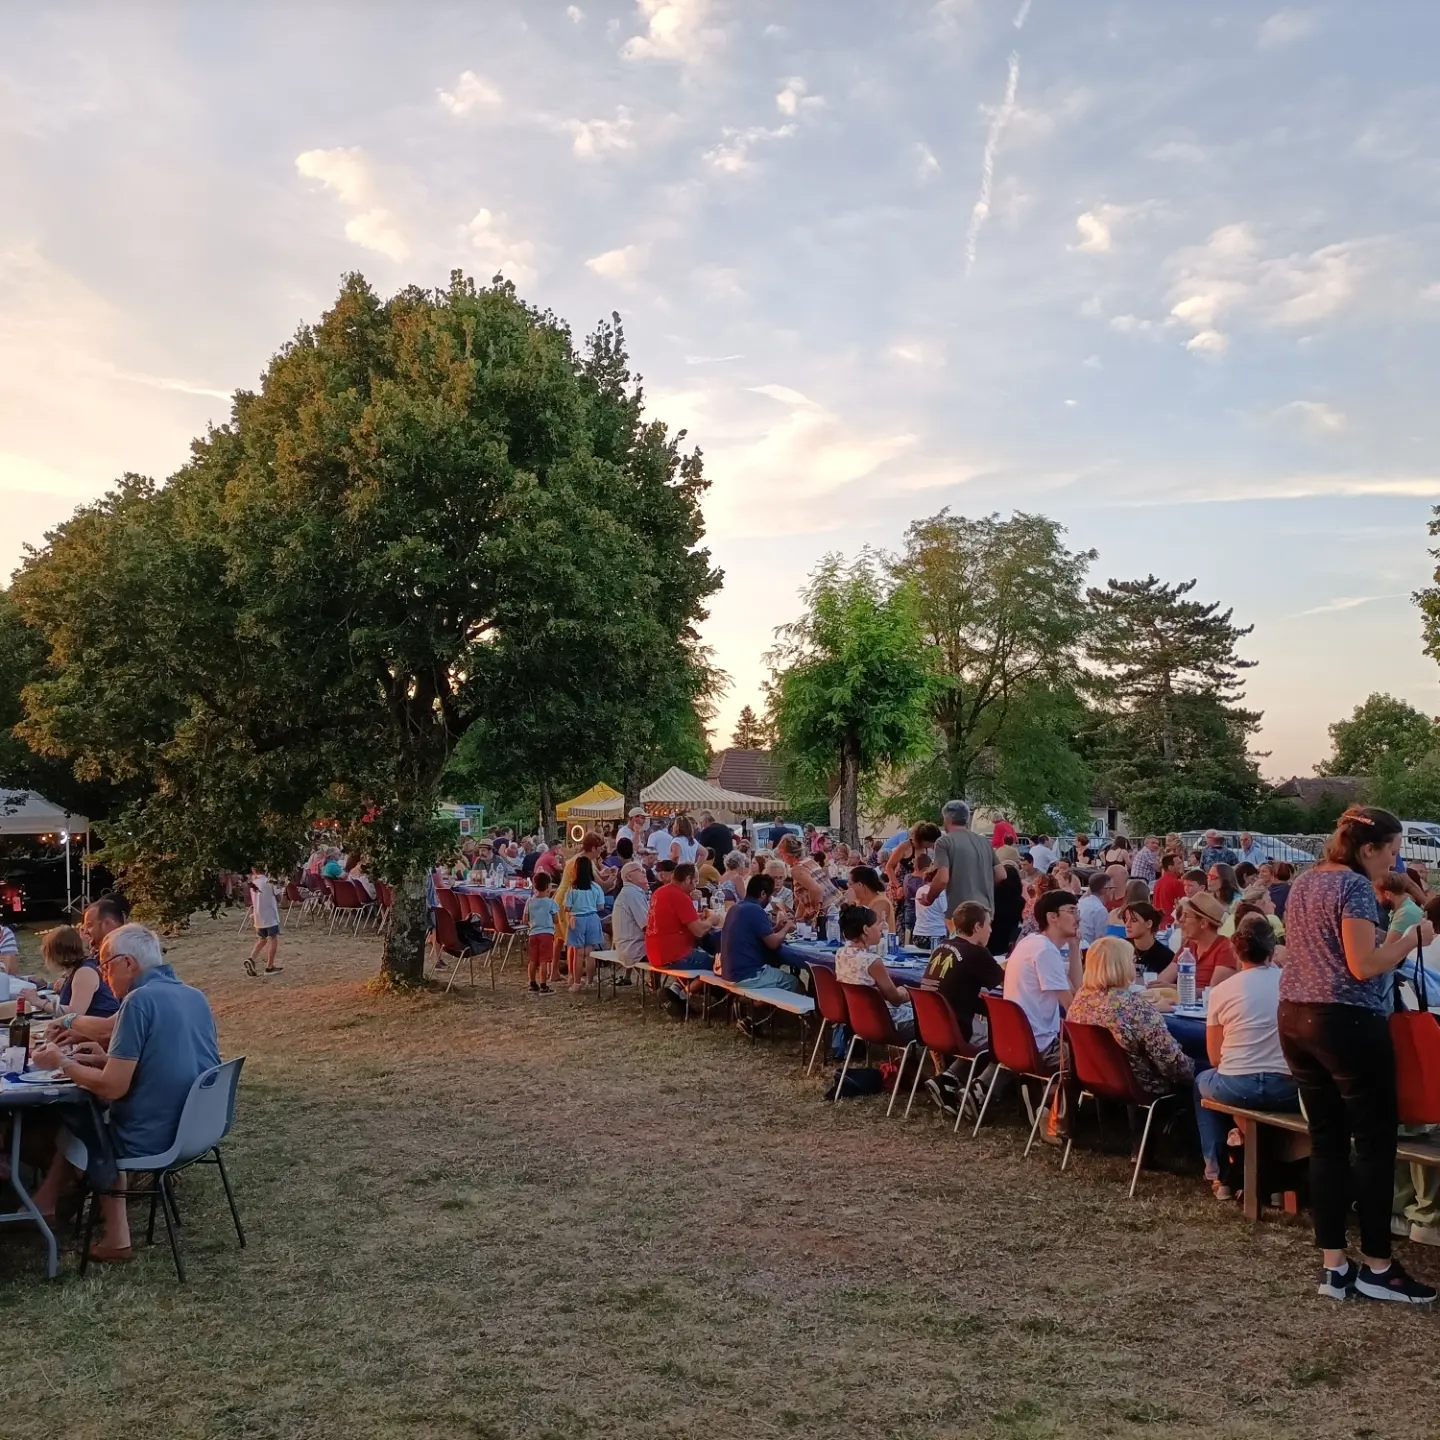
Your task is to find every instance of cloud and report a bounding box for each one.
[295,148,408,261]
[1165,223,1368,354]
[563,107,635,158]
[1013,0,1034,28]
[776,77,824,117]
[1275,399,1347,434]
[1148,138,1206,164]
[1073,202,1149,254]
[462,209,536,286]
[1109,313,1153,333]
[585,243,650,282]
[886,340,945,367]
[914,143,941,181]
[1291,593,1406,618]
[684,353,743,364]
[438,70,502,116]
[621,0,720,64]
[1186,329,1228,354]
[964,51,1020,275]
[1258,10,1315,48]
[567,5,584,20]
[704,123,795,174]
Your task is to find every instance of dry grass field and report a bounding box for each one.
[0,912,1436,1440]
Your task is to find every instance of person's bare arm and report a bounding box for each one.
[44,1012,117,1045]
[1343,917,1434,980]
[866,957,909,1007]
[33,1043,135,1103]
[63,967,99,1018]
[1205,1021,1225,1070]
[917,865,948,908]
[762,918,796,950]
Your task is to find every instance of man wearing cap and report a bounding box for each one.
[1149,891,1238,993]
[618,807,647,846]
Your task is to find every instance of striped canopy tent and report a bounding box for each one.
[565,766,782,820]
[555,781,622,821]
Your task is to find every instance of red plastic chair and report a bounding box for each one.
[807,965,852,1078]
[282,880,309,930]
[905,986,991,1131]
[373,880,393,931]
[1061,1020,1183,1197]
[487,896,527,975]
[837,982,919,1117]
[327,878,371,935]
[972,994,1059,1154]
[434,906,492,992]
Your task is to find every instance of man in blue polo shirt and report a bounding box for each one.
[33,922,220,1263]
[719,875,802,991]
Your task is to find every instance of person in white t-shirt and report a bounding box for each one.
[1076,870,1113,951]
[1193,913,1296,1196]
[1001,889,1082,1063]
[617,807,647,846]
[1027,836,1059,874]
[245,869,283,977]
[912,887,951,951]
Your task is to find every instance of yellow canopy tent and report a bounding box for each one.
[555,781,622,822]
[565,766,781,819]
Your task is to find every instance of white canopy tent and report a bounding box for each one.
[564,766,782,820]
[0,790,92,915]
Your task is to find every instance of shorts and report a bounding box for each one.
[528,933,555,967]
[567,912,603,948]
[255,925,279,938]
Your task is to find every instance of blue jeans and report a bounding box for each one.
[1193,1069,1300,1180]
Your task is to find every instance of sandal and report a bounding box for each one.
[86,1242,134,1264]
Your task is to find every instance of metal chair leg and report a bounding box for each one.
[78,1185,98,1276]
[886,1042,913,1117]
[834,1032,860,1101]
[214,1147,246,1246]
[147,1184,160,1246]
[1023,1074,1059,1157]
[972,1064,1005,1137]
[806,1019,830,1076]
[903,1046,932,1119]
[157,1172,186,1283]
[954,1052,986,1134]
[1061,1091,1086,1172]
[1129,1101,1162,1199]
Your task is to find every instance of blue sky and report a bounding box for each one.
[4,1,1440,777]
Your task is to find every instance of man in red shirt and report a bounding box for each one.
[645,864,718,970]
[990,816,1017,850]
[1152,852,1186,923]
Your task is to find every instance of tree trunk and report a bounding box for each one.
[539,778,557,844]
[839,729,861,848]
[381,874,429,985]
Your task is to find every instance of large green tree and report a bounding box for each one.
[1319,693,1436,777]
[890,510,1094,823]
[1083,575,1261,831]
[766,553,937,845]
[13,273,718,979]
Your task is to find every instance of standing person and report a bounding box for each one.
[1152,853,1186,923]
[1194,913,1298,1198]
[1237,832,1266,868]
[912,879,951,952]
[775,834,839,922]
[667,815,700,865]
[990,846,1025,956]
[244,868,283,978]
[562,856,607,993]
[918,801,1004,920]
[618,807,647,846]
[990,815,1017,849]
[1131,836,1162,885]
[1278,806,1436,1303]
[696,810,735,864]
[523,873,559,995]
[1200,830,1239,870]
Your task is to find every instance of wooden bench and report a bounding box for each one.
[1201,1099,1440,1222]
[691,972,817,1063]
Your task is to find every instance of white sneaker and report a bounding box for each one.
[1410,1223,1440,1247]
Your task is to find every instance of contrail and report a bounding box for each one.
[964,50,1020,275]
[1014,0,1033,28]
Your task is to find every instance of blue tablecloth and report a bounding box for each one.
[1164,1012,1208,1064]
[789,939,931,988]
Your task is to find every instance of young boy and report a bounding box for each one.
[245,868,283,977]
[524,873,559,995]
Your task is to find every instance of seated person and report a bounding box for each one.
[834,904,914,1040]
[922,902,1003,1046]
[847,866,896,933]
[346,857,377,900]
[1378,870,1424,937]
[1181,867,1207,901]
[1122,902,1174,976]
[43,924,121,1021]
[1149,893,1237,994]
[1003,889,1082,1067]
[718,875,801,991]
[1192,913,1298,1198]
[0,921,17,969]
[697,847,723,889]
[1066,936,1193,1097]
[1077,870,1113,951]
[644,863,719,971]
[610,863,651,967]
[31,923,221,1263]
[718,850,748,906]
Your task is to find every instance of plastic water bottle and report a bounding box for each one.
[825,909,840,945]
[1177,951,1197,1009]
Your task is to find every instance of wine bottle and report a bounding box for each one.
[8,996,31,1070]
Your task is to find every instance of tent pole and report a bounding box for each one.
[85,828,92,908]
[65,831,72,917]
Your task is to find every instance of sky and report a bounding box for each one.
[4,1,1440,780]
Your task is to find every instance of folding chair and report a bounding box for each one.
[972,993,1059,1154]
[807,964,851,1078]
[436,907,493,992]
[1061,1020,1184,1198]
[374,880,394,932]
[327,879,365,934]
[75,1058,246,1283]
[487,896,526,974]
[905,986,991,1130]
[837,983,920,1118]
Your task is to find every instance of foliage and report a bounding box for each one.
[1318,692,1436,777]
[1250,792,1358,836]
[766,552,938,844]
[1372,751,1440,822]
[1083,575,1262,831]
[892,510,1094,812]
[730,704,768,749]
[12,273,718,976]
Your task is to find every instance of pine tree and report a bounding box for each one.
[730,704,767,749]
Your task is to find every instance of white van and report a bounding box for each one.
[1400,821,1440,862]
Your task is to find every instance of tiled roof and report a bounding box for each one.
[707,748,776,798]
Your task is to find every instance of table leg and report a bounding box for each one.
[9,1111,59,1278]
[1242,1118,1260,1222]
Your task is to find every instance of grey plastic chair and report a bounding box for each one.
[78,1057,246,1282]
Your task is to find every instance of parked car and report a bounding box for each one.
[1179,831,1321,866]
[1400,821,1440,863]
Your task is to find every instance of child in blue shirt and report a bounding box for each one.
[524,873,559,995]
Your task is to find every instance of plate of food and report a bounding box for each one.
[15,1069,70,1085]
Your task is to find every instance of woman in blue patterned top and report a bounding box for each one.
[1278,806,1436,1304]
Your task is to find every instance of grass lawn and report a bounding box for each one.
[1,913,1437,1439]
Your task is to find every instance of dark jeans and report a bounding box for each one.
[1277,1000,1397,1259]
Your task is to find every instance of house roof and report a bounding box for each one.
[706,748,777,799]
[1271,775,1368,806]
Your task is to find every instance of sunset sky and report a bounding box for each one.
[5,1,1440,777]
